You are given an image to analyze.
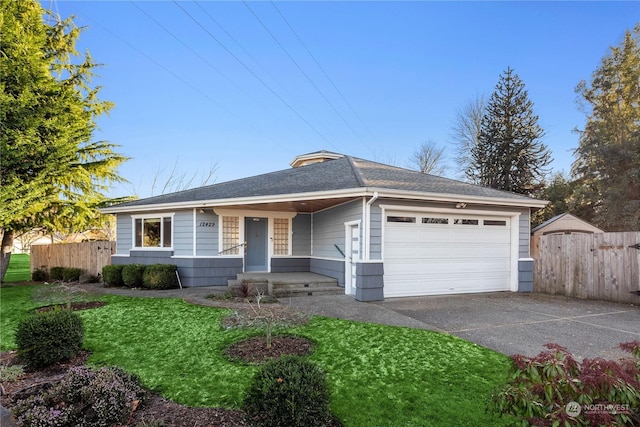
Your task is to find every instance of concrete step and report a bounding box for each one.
[272,280,337,290]
[274,286,344,298]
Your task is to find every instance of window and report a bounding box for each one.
[387,216,416,223]
[222,216,240,255]
[422,217,448,225]
[273,218,290,255]
[484,219,507,226]
[134,216,172,248]
[454,219,479,225]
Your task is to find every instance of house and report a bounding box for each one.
[101,151,547,301]
[532,213,604,236]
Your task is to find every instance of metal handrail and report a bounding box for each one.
[334,244,345,257]
[219,242,245,255]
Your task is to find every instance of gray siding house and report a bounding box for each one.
[102,151,546,301]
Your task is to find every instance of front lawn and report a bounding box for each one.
[2,253,30,283]
[0,285,512,426]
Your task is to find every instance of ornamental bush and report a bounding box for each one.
[15,310,84,369]
[49,266,65,281]
[12,365,146,427]
[243,355,334,427]
[102,264,124,286]
[489,342,640,426]
[142,264,178,290]
[122,264,146,287]
[62,267,83,282]
[31,268,48,282]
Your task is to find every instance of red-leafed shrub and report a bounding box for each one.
[489,341,640,426]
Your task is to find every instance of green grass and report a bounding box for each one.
[0,286,513,426]
[3,254,31,283]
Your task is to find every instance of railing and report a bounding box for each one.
[333,244,345,257]
[218,242,245,255]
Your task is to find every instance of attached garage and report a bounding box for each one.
[383,209,517,297]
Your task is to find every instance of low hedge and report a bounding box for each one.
[102,265,124,287]
[49,266,65,281]
[122,264,146,287]
[142,264,178,290]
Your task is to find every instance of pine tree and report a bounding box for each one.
[571,25,640,231]
[0,0,128,280]
[468,67,551,195]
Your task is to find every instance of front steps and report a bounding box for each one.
[228,272,343,298]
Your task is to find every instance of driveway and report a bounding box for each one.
[288,292,639,360]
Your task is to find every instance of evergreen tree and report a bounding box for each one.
[468,67,551,195]
[571,25,640,231]
[0,0,128,280]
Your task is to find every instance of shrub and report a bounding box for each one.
[0,364,24,382]
[122,264,146,287]
[62,267,83,282]
[243,355,334,427]
[49,266,65,281]
[102,264,124,286]
[142,264,178,290]
[13,365,146,427]
[15,310,84,369]
[489,342,640,426]
[31,268,48,282]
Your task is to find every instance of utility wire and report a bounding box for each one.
[244,0,368,148]
[75,6,280,147]
[129,1,269,113]
[270,1,380,152]
[194,1,305,112]
[173,0,337,149]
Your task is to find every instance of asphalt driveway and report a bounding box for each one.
[288,292,639,360]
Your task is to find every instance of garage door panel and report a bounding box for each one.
[384,211,512,297]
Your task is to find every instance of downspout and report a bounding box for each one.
[364,192,379,260]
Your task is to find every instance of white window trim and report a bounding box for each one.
[130,213,175,250]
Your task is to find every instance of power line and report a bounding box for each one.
[270,1,380,152]
[74,5,280,147]
[172,0,337,149]
[129,1,268,112]
[243,0,369,148]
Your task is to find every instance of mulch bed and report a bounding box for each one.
[1,335,316,426]
[225,335,315,364]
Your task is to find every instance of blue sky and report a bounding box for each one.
[46,1,639,198]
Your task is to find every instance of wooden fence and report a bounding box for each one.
[531,232,640,304]
[30,241,115,278]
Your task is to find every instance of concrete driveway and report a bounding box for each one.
[288,292,639,360]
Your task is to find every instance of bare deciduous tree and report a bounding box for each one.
[450,95,485,181]
[410,140,447,175]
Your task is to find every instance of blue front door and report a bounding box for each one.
[245,217,268,272]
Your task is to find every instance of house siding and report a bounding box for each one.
[355,262,384,301]
[195,211,219,256]
[173,210,194,256]
[115,214,132,255]
[518,209,531,258]
[271,257,311,273]
[292,214,311,256]
[310,258,345,285]
[312,199,362,258]
[369,204,382,260]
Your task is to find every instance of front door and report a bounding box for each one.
[345,223,360,295]
[245,217,268,272]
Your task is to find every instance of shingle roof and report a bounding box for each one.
[109,154,539,209]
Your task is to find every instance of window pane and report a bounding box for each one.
[273,218,289,255]
[222,216,240,254]
[484,219,507,226]
[454,219,478,225]
[387,216,416,223]
[422,217,448,225]
[163,217,172,247]
[144,218,161,247]
[135,219,142,247]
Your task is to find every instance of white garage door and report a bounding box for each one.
[384,211,512,297]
